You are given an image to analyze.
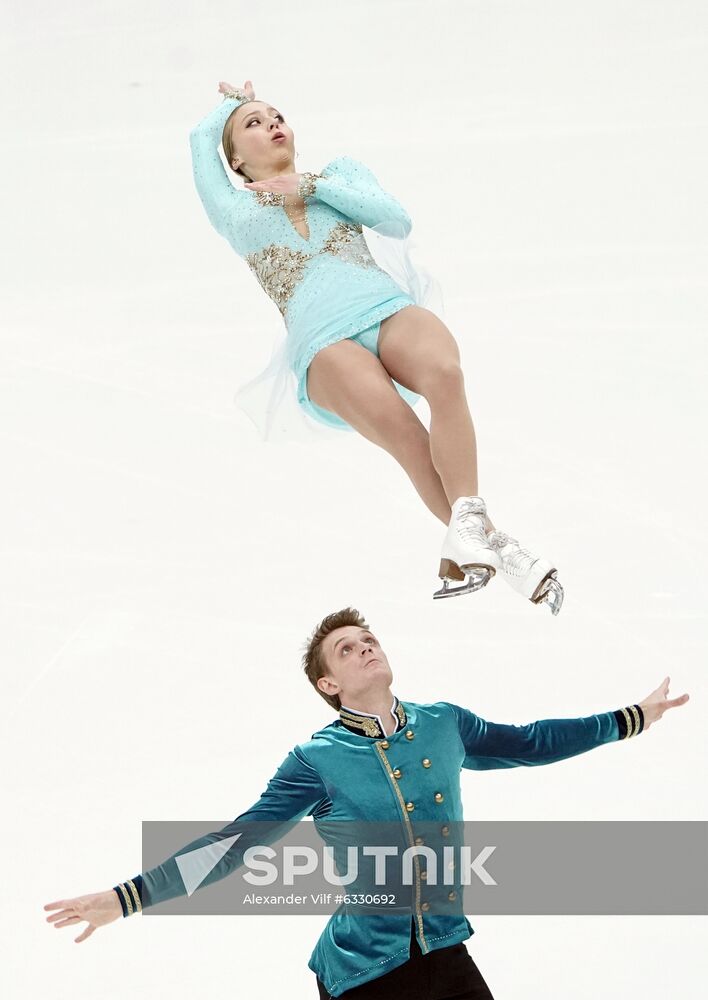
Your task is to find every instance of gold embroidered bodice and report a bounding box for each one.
[245,219,380,316]
[189,97,414,324]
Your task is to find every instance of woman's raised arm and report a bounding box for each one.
[189,95,251,236]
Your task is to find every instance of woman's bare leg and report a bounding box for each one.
[377,306,495,530]
[306,338,452,525]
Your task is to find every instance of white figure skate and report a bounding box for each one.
[486,530,564,615]
[433,496,502,599]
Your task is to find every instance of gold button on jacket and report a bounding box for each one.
[134,684,623,995]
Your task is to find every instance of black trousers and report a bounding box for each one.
[315,918,495,999]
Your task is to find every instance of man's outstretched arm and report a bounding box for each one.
[113,745,328,912]
[44,745,328,941]
[447,676,689,771]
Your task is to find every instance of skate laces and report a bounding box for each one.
[457,497,486,517]
[488,531,537,576]
[455,499,489,544]
[488,530,516,548]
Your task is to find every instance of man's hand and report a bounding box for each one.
[638,676,689,731]
[44,889,123,943]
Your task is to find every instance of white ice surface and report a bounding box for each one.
[2,1,707,997]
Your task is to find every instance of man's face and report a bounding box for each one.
[318,625,393,704]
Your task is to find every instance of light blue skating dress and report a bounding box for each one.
[189,97,435,439]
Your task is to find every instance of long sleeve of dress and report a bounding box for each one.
[188,97,250,236]
[445,701,627,771]
[304,157,412,237]
[112,746,328,913]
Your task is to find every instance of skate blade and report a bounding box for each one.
[531,573,564,616]
[433,560,494,600]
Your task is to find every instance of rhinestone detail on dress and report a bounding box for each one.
[245,221,379,316]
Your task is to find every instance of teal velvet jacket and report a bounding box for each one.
[114,698,634,996]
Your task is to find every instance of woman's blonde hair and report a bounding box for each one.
[222,106,250,180]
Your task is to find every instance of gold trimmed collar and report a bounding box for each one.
[338,696,407,738]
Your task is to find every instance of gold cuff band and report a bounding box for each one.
[117,882,133,915]
[126,878,142,912]
[620,706,634,739]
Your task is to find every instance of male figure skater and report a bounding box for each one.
[44,607,688,998]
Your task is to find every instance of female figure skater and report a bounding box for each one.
[190,78,563,614]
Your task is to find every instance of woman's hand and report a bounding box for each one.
[218,78,255,100]
[244,173,303,195]
[638,676,689,731]
[44,889,123,943]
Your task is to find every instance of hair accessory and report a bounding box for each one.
[221,87,256,107]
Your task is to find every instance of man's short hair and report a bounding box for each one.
[302,607,369,710]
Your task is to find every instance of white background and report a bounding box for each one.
[2,0,706,996]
